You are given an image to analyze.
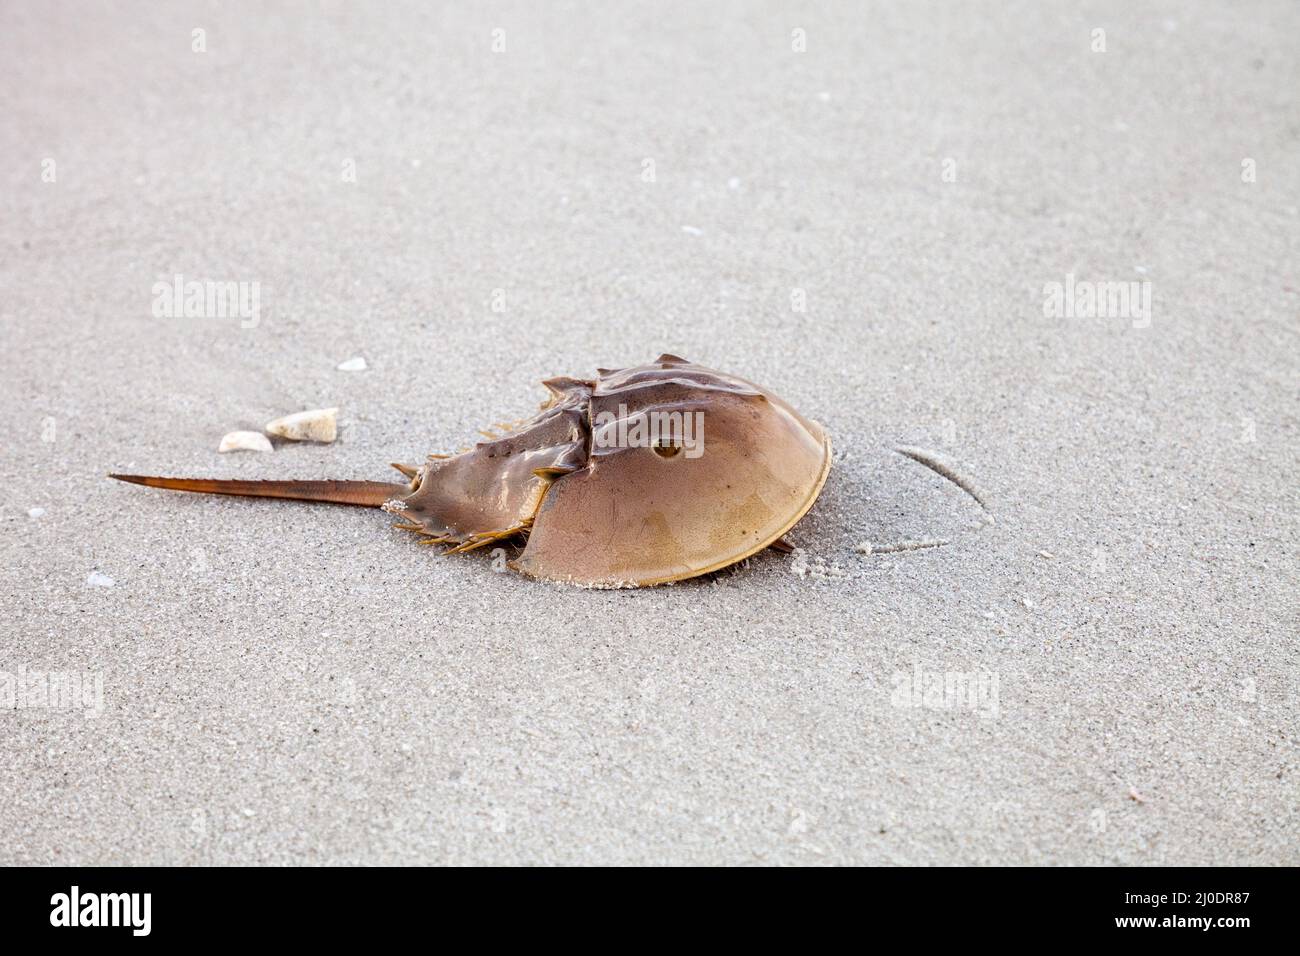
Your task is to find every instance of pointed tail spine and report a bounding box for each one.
[108,475,408,508]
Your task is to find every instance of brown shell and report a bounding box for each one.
[395,355,831,587]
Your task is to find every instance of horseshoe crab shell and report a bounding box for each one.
[509,356,831,586]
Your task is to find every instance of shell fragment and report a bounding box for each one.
[218,430,274,453]
[265,407,338,443]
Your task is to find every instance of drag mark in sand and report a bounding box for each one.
[851,447,990,563]
[857,538,951,555]
[894,445,989,512]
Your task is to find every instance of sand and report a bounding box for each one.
[1,1,1296,865]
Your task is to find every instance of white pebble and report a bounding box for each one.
[681,225,703,236]
[86,571,115,588]
[336,356,367,372]
[265,407,338,443]
[218,430,273,453]
[28,507,46,518]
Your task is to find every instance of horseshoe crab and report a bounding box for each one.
[110,355,831,587]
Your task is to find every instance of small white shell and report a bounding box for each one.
[265,407,338,443]
[336,356,367,371]
[218,430,273,453]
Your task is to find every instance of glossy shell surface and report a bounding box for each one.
[396,355,831,587]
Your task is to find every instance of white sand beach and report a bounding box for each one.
[1,1,1296,864]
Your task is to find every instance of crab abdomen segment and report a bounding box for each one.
[395,385,589,547]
